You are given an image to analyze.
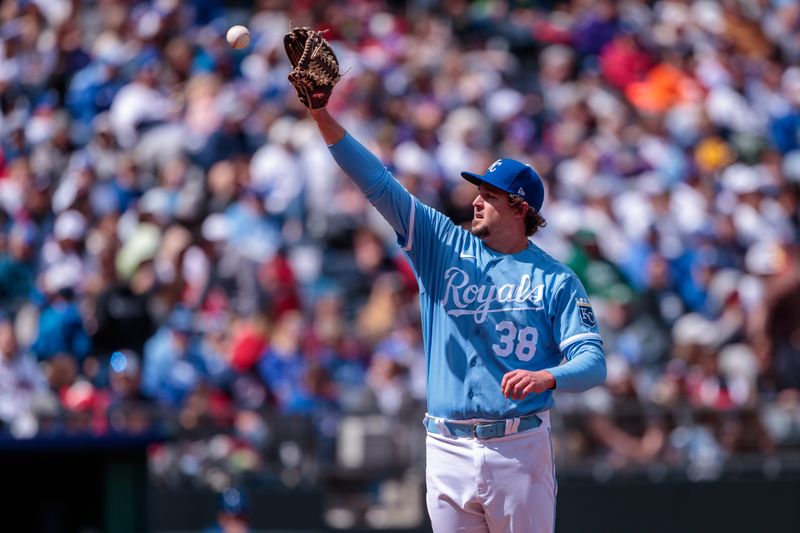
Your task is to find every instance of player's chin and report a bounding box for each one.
[470,220,489,238]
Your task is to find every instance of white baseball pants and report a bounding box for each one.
[425,415,556,533]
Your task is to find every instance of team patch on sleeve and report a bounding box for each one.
[576,298,597,328]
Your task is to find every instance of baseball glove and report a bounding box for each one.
[284,27,341,109]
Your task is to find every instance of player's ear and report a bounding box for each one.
[514,200,530,220]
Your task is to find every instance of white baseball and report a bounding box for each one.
[226,25,250,49]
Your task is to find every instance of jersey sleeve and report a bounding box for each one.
[328,133,414,241]
[328,133,464,289]
[549,339,606,392]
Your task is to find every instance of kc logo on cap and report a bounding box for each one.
[460,158,545,212]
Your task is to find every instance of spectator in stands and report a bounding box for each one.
[748,242,800,395]
[0,222,37,313]
[585,356,668,468]
[31,263,92,363]
[257,311,310,412]
[141,306,208,407]
[107,350,158,435]
[92,258,156,364]
[0,315,50,437]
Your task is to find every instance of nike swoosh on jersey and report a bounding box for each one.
[459,252,477,260]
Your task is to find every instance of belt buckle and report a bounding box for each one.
[472,422,498,440]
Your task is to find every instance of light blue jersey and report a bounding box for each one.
[330,133,606,421]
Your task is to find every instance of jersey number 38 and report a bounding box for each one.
[492,321,538,361]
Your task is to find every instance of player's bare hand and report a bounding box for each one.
[501,370,556,401]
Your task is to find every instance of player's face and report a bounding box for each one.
[471,183,515,238]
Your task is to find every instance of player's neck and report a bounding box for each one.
[481,233,530,255]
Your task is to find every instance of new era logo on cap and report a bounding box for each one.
[461,158,545,212]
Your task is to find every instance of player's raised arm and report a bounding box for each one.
[308,108,345,145]
[284,27,426,249]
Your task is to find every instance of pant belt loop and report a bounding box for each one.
[434,417,451,437]
[505,417,521,435]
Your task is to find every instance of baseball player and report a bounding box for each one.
[285,29,606,533]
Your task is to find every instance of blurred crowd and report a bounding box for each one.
[1,0,800,490]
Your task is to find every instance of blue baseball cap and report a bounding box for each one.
[461,158,545,212]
